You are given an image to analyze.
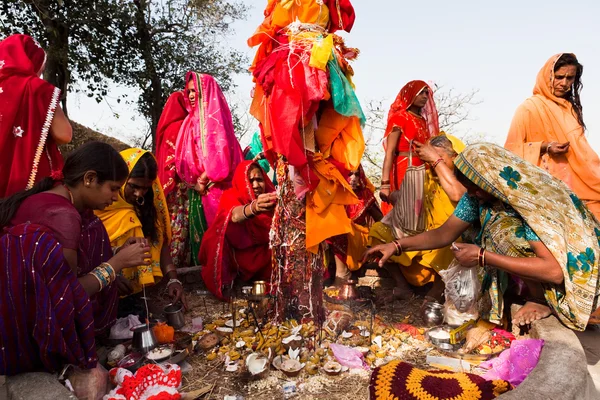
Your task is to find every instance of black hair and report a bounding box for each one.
[0,141,129,228]
[129,152,159,243]
[554,53,585,130]
[430,135,457,157]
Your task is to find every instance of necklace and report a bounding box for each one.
[63,184,74,204]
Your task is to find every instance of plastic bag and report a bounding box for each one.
[109,315,141,340]
[439,259,481,325]
[329,343,368,369]
[65,364,108,400]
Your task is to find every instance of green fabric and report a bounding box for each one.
[454,143,600,330]
[188,189,208,266]
[328,54,365,126]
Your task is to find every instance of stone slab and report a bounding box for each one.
[5,372,75,400]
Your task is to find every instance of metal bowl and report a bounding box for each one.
[131,323,158,354]
[421,301,445,327]
[118,352,145,373]
[164,303,185,330]
[425,325,463,351]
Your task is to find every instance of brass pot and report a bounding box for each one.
[339,280,359,300]
[252,281,267,296]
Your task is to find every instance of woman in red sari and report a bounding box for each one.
[379,80,439,227]
[0,142,150,375]
[200,161,277,300]
[0,34,72,197]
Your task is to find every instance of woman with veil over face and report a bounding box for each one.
[155,72,243,268]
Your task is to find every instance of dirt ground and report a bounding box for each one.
[135,273,446,400]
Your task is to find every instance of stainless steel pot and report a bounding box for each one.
[421,301,445,327]
[131,324,157,354]
[164,303,185,330]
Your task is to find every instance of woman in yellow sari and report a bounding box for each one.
[96,149,185,313]
[369,134,466,300]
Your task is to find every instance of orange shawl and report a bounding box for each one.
[505,53,600,217]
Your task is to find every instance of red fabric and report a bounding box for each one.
[384,80,439,191]
[346,165,377,224]
[252,39,323,190]
[0,34,63,197]
[155,91,187,196]
[11,192,81,249]
[200,161,276,299]
[325,0,356,33]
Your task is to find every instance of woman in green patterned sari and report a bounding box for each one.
[364,143,600,330]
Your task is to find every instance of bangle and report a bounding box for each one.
[102,262,116,281]
[431,158,444,169]
[478,247,485,267]
[112,246,122,256]
[380,184,391,189]
[242,204,251,219]
[546,141,557,155]
[249,200,257,216]
[482,249,486,267]
[392,240,403,256]
[167,278,182,288]
[381,180,390,184]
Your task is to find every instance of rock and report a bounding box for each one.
[5,372,75,400]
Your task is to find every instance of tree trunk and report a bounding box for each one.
[35,1,70,116]
[133,0,163,151]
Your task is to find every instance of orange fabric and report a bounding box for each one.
[306,154,357,253]
[248,0,330,72]
[315,105,364,171]
[505,53,600,218]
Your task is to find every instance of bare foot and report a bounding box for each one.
[512,301,552,326]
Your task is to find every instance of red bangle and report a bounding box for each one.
[478,247,485,267]
[431,158,444,169]
[393,240,403,256]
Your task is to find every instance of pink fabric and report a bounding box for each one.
[481,338,544,386]
[174,72,243,224]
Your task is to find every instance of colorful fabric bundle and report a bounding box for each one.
[369,360,512,400]
[105,364,181,400]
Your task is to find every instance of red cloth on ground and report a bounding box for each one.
[200,161,276,300]
[155,91,187,196]
[0,34,63,197]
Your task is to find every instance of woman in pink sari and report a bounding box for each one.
[156,72,243,267]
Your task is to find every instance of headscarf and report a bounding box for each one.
[0,34,64,197]
[324,0,356,33]
[384,80,439,141]
[174,72,243,187]
[96,149,172,293]
[200,161,276,299]
[455,143,600,330]
[505,54,600,216]
[155,91,187,196]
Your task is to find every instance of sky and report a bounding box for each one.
[69,0,600,152]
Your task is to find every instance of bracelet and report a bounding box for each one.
[112,246,122,256]
[431,158,444,169]
[167,278,182,287]
[380,184,391,189]
[392,240,403,256]
[249,200,257,216]
[102,262,116,281]
[164,264,177,275]
[478,247,485,267]
[546,141,557,154]
[381,180,390,184]
[242,204,252,219]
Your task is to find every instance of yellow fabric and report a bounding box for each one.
[315,105,364,171]
[505,53,600,218]
[309,34,334,71]
[95,148,172,294]
[272,0,330,29]
[367,134,466,285]
[306,154,357,253]
[345,222,370,272]
[368,222,436,286]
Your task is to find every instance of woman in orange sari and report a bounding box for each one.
[505,53,600,218]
